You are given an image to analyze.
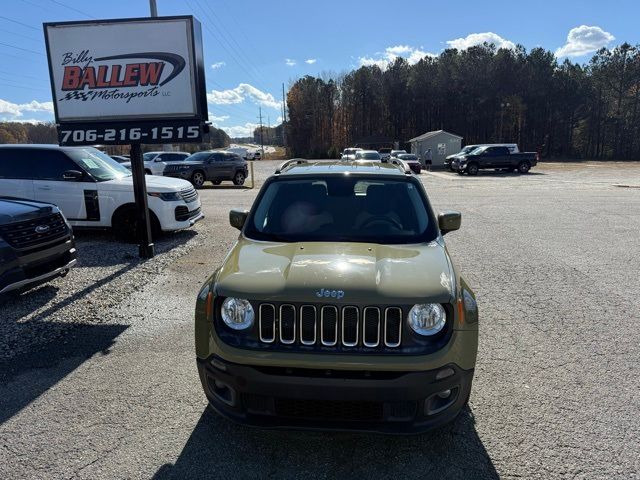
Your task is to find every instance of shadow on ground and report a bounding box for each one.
[154,407,497,479]
[0,322,128,424]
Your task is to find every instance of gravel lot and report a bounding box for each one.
[1,161,639,479]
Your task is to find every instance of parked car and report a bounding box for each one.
[226,147,249,160]
[110,155,130,164]
[451,146,538,175]
[0,145,203,241]
[396,153,422,174]
[378,147,392,162]
[121,151,190,175]
[252,151,262,161]
[354,150,381,161]
[445,144,519,171]
[390,149,407,158]
[194,159,477,433]
[0,197,76,295]
[340,147,362,160]
[163,150,248,187]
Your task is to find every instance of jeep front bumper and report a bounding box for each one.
[197,356,473,434]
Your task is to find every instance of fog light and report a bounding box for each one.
[436,367,455,380]
[437,389,451,399]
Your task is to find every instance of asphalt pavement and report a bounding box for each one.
[1,161,639,479]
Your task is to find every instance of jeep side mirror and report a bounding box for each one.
[229,209,249,230]
[438,211,461,235]
[63,170,83,181]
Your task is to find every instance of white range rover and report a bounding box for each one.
[0,145,203,240]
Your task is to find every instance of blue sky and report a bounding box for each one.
[0,0,637,137]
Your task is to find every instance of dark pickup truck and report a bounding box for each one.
[0,197,76,295]
[451,146,538,175]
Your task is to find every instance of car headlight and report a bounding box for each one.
[148,192,182,201]
[408,303,446,336]
[221,297,254,330]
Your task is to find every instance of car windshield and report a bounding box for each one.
[356,152,381,160]
[398,154,418,160]
[143,152,159,161]
[468,146,487,154]
[245,176,437,244]
[66,148,132,181]
[343,149,359,155]
[459,146,476,154]
[185,152,212,162]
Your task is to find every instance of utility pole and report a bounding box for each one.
[258,107,264,157]
[267,115,271,145]
[281,83,287,150]
[128,0,159,258]
[150,0,172,152]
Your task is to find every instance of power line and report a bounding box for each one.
[0,15,40,31]
[0,41,44,56]
[186,0,270,93]
[0,27,41,42]
[46,0,97,19]
[196,0,265,86]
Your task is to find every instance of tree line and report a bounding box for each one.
[286,43,640,160]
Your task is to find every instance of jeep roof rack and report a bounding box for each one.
[275,158,308,174]
[390,158,412,175]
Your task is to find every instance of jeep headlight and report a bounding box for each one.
[408,303,446,336]
[148,191,182,201]
[221,297,254,330]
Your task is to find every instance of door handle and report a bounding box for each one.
[37,186,52,190]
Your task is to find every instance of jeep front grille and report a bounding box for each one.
[257,303,403,349]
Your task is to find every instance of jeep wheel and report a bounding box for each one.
[518,161,531,174]
[466,163,479,175]
[191,171,206,188]
[233,171,245,186]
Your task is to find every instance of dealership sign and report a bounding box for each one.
[44,16,208,145]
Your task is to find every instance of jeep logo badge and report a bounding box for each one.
[35,225,50,234]
[316,288,344,299]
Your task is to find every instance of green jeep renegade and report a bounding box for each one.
[195,159,478,433]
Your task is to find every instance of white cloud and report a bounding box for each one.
[358,45,435,69]
[0,99,54,119]
[305,58,317,64]
[223,122,258,138]
[285,58,296,66]
[209,114,229,123]
[446,32,516,51]
[207,83,281,110]
[210,61,226,69]
[555,25,615,57]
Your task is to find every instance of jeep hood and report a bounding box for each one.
[215,238,455,304]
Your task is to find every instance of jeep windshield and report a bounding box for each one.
[245,176,438,244]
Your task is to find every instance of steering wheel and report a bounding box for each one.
[360,215,403,230]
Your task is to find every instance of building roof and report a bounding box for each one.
[408,130,463,143]
[279,160,408,176]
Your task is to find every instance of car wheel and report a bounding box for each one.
[144,169,152,175]
[517,161,531,174]
[191,171,206,188]
[466,163,479,175]
[112,206,138,242]
[212,180,221,185]
[112,207,160,242]
[233,171,245,186]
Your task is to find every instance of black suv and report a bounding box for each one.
[163,151,248,188]
[0,197,76,295]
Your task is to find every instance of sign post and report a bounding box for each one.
[43,16,208,258]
